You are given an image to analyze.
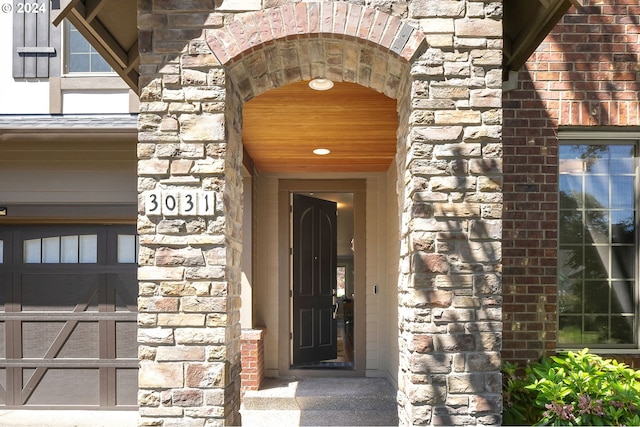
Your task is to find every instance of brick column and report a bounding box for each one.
[137,2,242,425]
[396,1,504,425]
[240,328,266,394]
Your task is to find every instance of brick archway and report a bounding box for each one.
[206,1,426,100]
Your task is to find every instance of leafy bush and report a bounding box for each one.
[503,348,640,426]
[503,360,542,425]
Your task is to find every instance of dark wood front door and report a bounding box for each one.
[0,225,138,409]
[292,194,338,365]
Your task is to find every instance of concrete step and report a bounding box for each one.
[241,377,399,426]
[240,408,400,426]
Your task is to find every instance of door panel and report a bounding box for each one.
[299,309,314,349]
[25,369,100,405]
[292,194,337,365]
[318,307,333,346]
[0,225,137,409]
[116,368,138,405]
[20,273,101,312]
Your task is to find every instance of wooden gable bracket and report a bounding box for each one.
[51,0,139,93]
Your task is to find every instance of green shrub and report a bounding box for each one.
[503,348,640,426]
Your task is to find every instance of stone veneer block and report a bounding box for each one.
[139,362,184,388]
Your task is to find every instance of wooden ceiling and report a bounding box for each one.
[242,81,398,174]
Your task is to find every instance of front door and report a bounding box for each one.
[292,194,337,365]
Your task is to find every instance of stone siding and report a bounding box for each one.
[137,1,503,425]
[138,0,243,424]
[397,1,503,424]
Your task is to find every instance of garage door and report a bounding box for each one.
[0,225,138,409]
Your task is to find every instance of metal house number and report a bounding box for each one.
[144,191,215,217]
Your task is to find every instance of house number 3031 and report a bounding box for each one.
[145,191,216,217]
[15,2,47,13]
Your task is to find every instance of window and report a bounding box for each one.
[337,266,346,298]
[24,234,98,264]
[65,22,112,73]
[558,135,639,349]
[117,234,139,264]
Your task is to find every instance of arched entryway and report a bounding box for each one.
[241,81,402,379]
[136,1,504,425]
[206,1,420,384]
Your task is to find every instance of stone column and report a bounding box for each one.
[137,2,242,425]
[396,1,504,425]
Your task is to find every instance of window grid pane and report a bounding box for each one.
[90,52,112,73]
[558,143,637,347]
[67,23,112,73]
[79,235,98,264]
[42,237,60,263]
[24,239,42,263]
[117,235,137,264]
[61,236,79,263]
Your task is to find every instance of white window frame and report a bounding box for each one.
[557,130,640,353]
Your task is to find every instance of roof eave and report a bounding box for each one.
[503,0,583,74]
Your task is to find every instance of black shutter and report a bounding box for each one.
[12,0,60,78]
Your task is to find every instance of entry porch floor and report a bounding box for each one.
[0,377,399,426]
[241,377,399,426]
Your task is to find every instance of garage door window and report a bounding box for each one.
[0,240,3,263]
[117,234,138,264]
[24,234,97,263]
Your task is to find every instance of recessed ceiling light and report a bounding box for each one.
[313,148,331,155]
[309,78,334,91]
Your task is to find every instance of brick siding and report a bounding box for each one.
[240,328,265,394]
[503,0,640,366]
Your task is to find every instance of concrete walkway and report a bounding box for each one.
[241,377,399,426]
[0,410,137,427]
